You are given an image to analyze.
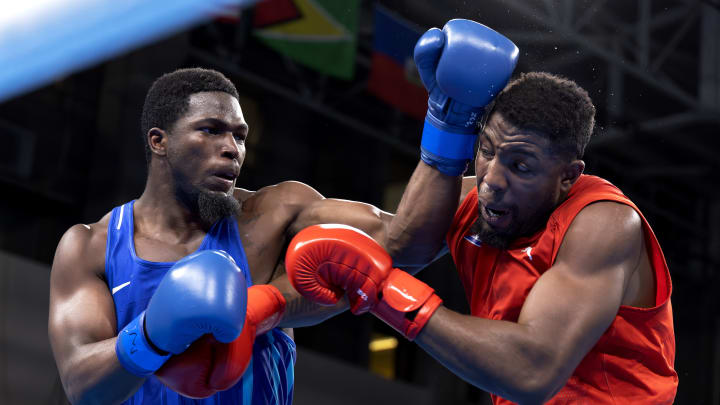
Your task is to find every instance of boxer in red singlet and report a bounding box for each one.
[287,72,678,404]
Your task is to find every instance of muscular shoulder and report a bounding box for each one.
[558,201,643,276]
[53,211,112,280]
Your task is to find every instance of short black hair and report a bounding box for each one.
[140,67,239,162]
[492,72,595,160]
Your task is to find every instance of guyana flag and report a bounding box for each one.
[253,0,360,79]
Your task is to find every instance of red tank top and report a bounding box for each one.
[447,175,677,404]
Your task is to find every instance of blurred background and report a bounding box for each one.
[0,0,718,403]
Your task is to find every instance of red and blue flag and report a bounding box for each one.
[368,6,427,120]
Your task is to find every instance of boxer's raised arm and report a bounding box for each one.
[378,169,474,267]
[386,162,462,266]
[49,224,144,404]
[387,21,517,266]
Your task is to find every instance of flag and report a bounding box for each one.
[367,5,427,120]
[252,0,359,79]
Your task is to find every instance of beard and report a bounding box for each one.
[470,217,513,250]
[196,190,241,226]
[165,151,241,226]
[173,180,241,227]
[470,201,556,250]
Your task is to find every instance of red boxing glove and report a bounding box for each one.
[156,285,286,398]
[155,334,249,398]
[285,224,393,314]
[286,224,442,340]
[240,283,287,338]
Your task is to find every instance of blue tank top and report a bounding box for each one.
[105,200,296,405]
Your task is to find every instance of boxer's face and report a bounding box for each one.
[472,113,576,248]
[165,91,247,196]
[160,91,247,222]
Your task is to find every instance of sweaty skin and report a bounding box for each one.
[48,91,458,404]
[413,113,656,404]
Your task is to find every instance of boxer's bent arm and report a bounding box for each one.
[49,224,144,404]
[386,162,462,266]
[279,180,441,327]
[290,197,392,244]
[271,256,431,328]
[415,202,642,404]
[286,178,455,270]
[273,184,389,327]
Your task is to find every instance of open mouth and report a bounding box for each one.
[481,203,512,229]
[485,206,508,218]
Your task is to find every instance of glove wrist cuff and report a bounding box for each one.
[371,270,443,341]
[420,117,477,176]
[420,148,468,176]
[248,285,286,336]
[116,311,170,376]
[405,294,443,340]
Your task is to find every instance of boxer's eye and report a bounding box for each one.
[480,147,493,159]
[514,161,530,173]
[200,127,221,135]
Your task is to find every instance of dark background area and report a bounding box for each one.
[0,0,718,404]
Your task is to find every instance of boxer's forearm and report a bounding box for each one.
[58,338,144,405]
[271,275,349,328]
[278,294,349,328]
[415,307,563,404]
[387,161,461,266]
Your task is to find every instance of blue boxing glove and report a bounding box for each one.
[415,19,519,176]
[115,250,248,376]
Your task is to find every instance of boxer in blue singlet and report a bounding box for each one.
[48,68,402,404]
[106,200,295,404]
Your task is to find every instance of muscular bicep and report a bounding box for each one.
[290,197,392,245]
[49,225,117,372]
[516,202,644,382]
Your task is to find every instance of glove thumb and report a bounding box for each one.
[414,28,445,91]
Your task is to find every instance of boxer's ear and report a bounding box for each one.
[560,159,584,192]
[148,128,168,157]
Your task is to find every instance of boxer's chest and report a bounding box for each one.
[236,209,293,285]
[459,234,554,322]
[133,229,206,263]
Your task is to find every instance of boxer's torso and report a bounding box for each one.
[447,175,678,404]
[70,181,310,404]
[104,195,297,405]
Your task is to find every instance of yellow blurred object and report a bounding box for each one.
[369,336,398,352]
[369,334,398,379]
